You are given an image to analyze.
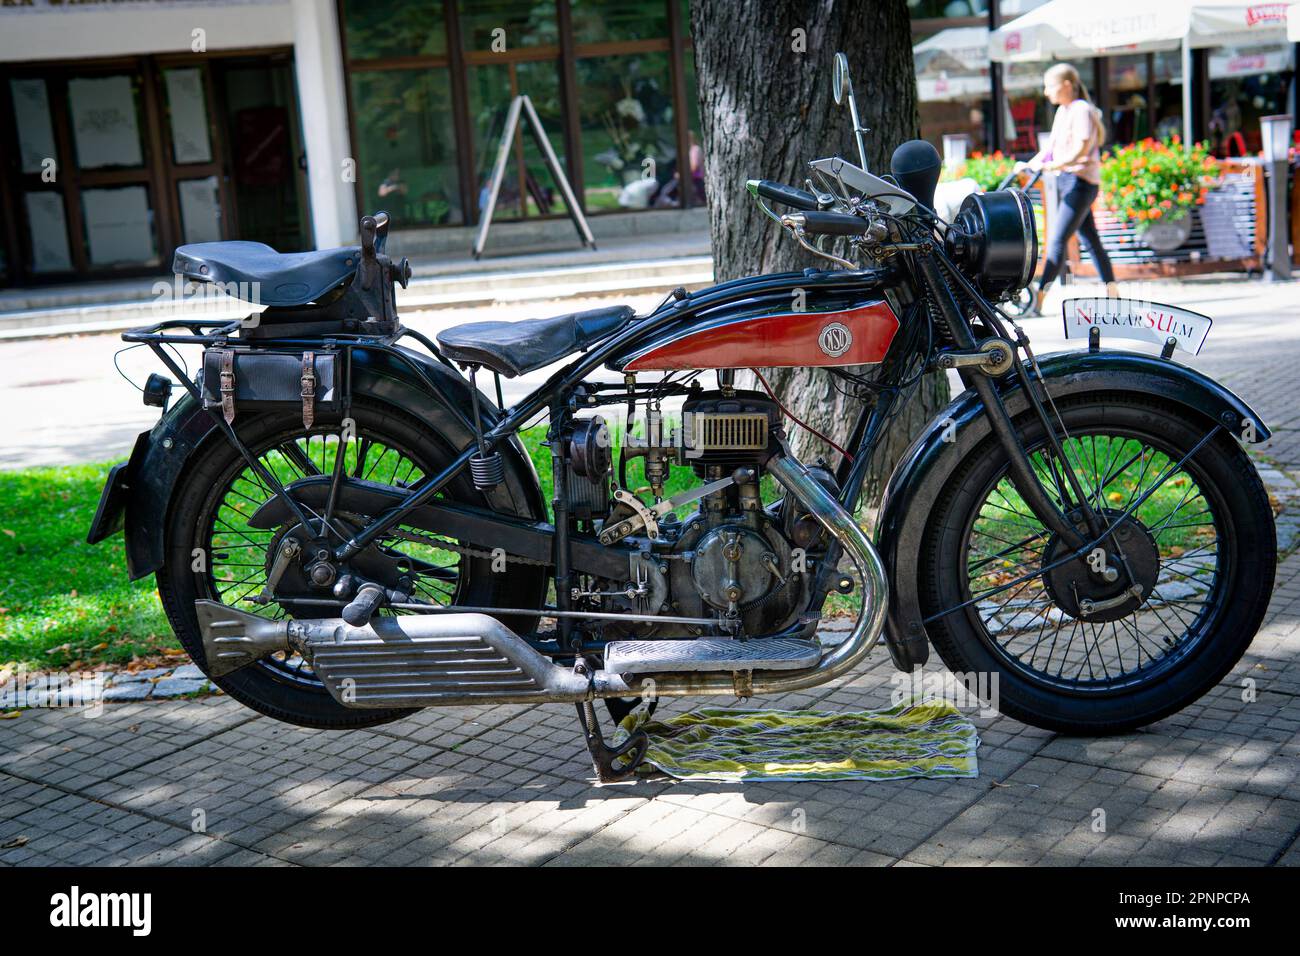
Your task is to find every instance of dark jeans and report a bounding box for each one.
[1039,172,1115,287]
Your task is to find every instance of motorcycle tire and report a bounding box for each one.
[919,392,1275,735]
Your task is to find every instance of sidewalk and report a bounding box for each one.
[1,272,1298,866]
[0,231,712,341]
[1,491,1296,866]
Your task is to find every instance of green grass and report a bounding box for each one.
[1,430,1214,670]
[0,463,175,671]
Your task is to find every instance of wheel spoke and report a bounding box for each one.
[956,422,1224,694]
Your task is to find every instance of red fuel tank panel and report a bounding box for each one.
[624,300,900,371]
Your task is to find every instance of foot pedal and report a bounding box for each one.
[604,638,820,674]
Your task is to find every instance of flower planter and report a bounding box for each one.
[1138,213,1194,253]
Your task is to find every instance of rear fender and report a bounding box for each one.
[104,344,546,581]
[876,348,1270,672]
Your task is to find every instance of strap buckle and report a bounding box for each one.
[218,349,236,424]
[300,351,316,429]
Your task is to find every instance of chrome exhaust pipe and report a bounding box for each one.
[194,448,887,707]
[588,446,889,699]
[195,600,591,706]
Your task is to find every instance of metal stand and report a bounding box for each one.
[472,94,596,259]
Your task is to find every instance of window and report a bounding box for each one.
[571,0,669,43]
[343,0,446,59]
[576,52,676,210]
[458,0,558,51]
[467,59,567,220]
[351,68,463,226]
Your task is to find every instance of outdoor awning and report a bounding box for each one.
[990,0,1291,63]
[990,1,1291,144]
[1209,42,1295,78]
[914,27,991,102]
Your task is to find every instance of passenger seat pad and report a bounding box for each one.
[173,242,361,307]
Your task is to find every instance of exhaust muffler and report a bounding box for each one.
[195,601,592,707]
[193,445,888,709]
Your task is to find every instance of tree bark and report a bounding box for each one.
[689,0,950,513]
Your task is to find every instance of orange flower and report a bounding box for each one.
[1150,209,1163,219]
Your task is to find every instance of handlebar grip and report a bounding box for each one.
[342,583,386,627]
[750,179,819,211]
[797,210,871,236]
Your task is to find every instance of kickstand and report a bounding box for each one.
[575,699,649,784]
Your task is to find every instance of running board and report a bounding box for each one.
[604,638,820,673]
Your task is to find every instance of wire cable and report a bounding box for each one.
[749,366,853,463]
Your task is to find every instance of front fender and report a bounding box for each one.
[104,343,546,581]
[875,348,1270,672]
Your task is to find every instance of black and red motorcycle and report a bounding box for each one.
[90,55,1275,780]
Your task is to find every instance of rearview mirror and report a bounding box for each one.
[829,52,869,171]
[832,52,850,106]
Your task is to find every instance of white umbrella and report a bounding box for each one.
[990,0,1289,61]
[914,27,993,103]
[990,0,1291,142]
[1209,43,1294,79]
[916,26,994,74]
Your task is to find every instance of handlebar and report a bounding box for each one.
[786,210,872,236]
[996,166,1043,192]
[748,179,820,211]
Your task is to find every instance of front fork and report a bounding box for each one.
[913,250,1095,552]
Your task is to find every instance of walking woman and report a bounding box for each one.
[1017,63,1118,315]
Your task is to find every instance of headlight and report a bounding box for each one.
[944,189,1039,300]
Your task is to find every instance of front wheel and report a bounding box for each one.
[919,392,1276,734]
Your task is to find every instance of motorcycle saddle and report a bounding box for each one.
[173,242,361,307]
[436,304,636,377]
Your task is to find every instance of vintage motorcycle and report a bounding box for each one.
[90,55,1275,780]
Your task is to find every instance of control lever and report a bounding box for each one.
[598,471,746,545]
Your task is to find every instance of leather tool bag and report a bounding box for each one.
[200,348,338,429]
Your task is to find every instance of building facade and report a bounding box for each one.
[1,0,1294,288]
[0,0,700,287]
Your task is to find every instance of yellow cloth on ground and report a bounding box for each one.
[613,697,978,783]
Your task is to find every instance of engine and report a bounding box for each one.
[565,390,824,638]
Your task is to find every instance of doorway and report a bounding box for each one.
[0,49,310,288]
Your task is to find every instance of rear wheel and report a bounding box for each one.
[157,398,546,729]
[919,393,1275,734]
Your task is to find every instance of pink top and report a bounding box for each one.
[1035,99,1102,184]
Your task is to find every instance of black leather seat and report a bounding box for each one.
[436,304,636,377]
[173,242,361,307]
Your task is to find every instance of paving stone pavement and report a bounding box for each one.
[1,532,1296,867]
[2,276,1299,866]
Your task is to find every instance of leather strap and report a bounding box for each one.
[218,349,236,425]
[300,350,316,430]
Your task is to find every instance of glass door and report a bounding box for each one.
[159,62,228,245]
[65,67,162,272]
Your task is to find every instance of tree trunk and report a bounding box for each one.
[689,0,949,513]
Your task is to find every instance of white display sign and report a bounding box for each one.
[68,75,143,169]
[178,177,222,243]
[24,192,73,273]
[164,68,213,164]
[82,186,154,265]
[1061,298,1213,355]
[10,78,57,175]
